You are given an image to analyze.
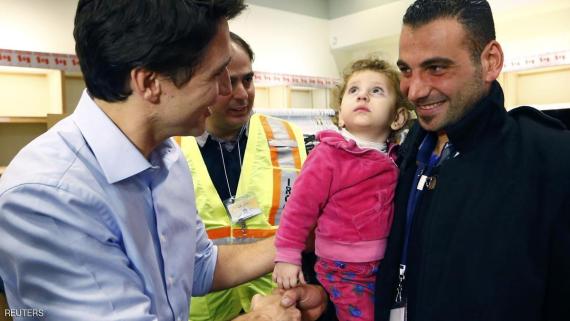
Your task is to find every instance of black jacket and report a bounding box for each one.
[375,82,570,321]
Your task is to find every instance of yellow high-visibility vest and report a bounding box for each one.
[181,114,307,321]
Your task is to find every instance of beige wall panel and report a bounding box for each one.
[269,86,290,109]
[253,86,270,109]
[0,123,46,166]
[0,72,51,117]
[516,67,570,106]
[312,88,331,109]
[499,72,519,110]
[290,89,313,109]
[64,74,86,113]
[47,70,64,115]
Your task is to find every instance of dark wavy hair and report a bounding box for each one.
[74,0,246,102]
[403,0,495,63]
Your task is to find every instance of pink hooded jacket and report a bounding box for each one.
[275,130,399,265]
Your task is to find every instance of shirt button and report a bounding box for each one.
[160,234,166,243]
[168,276,174,287]
[177,317,181,321]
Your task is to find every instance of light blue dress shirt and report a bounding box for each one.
[0,91,218,321]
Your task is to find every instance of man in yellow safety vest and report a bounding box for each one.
[181,32,307,321]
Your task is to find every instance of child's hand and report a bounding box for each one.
[273,262,306,290]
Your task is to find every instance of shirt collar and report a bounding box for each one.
[72,90,152,184]
[444,81,507,153]
[195,131,210,148]
[196,121,249,148]
[340,128,388,153]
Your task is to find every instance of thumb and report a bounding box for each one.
[296,285,325,310]
[280,286,301,307]
[297,285,327,321]
[250,294,262,310]
[280,285,327,321]
[281,284,321,308]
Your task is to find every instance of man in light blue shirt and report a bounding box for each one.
[0,0,326,320]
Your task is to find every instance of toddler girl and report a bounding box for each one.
[273,58,411,321]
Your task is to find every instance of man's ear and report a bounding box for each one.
[391,107,409,131]
[481,40,504,83]
[130,68,161,103]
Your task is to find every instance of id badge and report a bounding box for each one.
[389,306,407,321]
[390,296,407,321]
[223,194,262,224]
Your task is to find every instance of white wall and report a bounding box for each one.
[329,0,570,73]
[327,0,410,71]
[0,0,77,54]
[0,1,339,79]
[1,0,569,80]
[495,2,570,61]
[329,0,411,51]
[230,5,339,78]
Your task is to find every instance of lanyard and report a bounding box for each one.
[401,154,439,266]
[395,134,443,305]
[217,125,246,203]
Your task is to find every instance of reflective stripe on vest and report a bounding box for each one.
[259,114,303,225]
[206,227,277,245]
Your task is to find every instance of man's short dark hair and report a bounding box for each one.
[74,0,246,102]
[230,32,254,62]
[403,0,496,62]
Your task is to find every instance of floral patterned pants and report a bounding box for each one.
[315,257,380,321]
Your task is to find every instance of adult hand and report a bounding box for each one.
[234,292,301,321]
[280,284,327,321]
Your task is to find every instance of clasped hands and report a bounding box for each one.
[238,284,327,321]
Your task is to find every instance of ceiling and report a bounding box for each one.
[246,0,570,22]
[246,0,401,19]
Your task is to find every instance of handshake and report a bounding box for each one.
[236,284,327,321]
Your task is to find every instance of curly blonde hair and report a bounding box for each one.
[336,58,413,110]
[332,57,415,142]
